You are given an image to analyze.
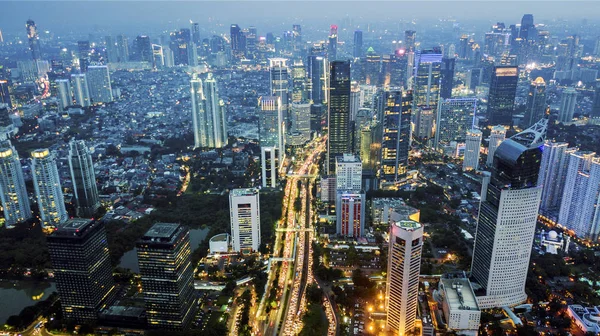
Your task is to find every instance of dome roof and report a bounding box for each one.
[548,230,558,239]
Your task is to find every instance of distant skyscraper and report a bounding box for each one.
[116,34,129,62]
[71,74,91,107]
[26,19,41,60]
[487,66,518,126]
[133,35,153,63]
[292,24,302,51]
[524,77,547,127]
[327,60,352,174]
[380,90,413,185]
[307,55,328,105]
[538,142,576,216]
[558,87,578,123]
[86,66,113,103]
[414,106,435,139]
[0,141,31,228]
[364,48,381,86]
[486,125,506,166]
[519,14,535,41]
[258,96,284,155]
[77,40,91,72]
[404,30,416,51]
[104,36,118,63]
[69,140,100,217]
[328,25,338,60]
[229,188,261,252]
[0,79,11,108]
[261,147,280,188]
[152,44,165,68]
[269,58,289,124]
[440,57,455,99]
[413,49,442,108]
[47,219,115,322]
[463,129,482,171]
[291,60,307,103]
[230,24,244,60]
[591,82,600,120]
[353,30,363,58]
[386,219,423,336]
[191,73,227,149]
[191,22,200,44]
[55,79,72,111]
[471,119,545,309]
[31,149,67,228]
[435,98,477,150]
[288,102,311,145]
[137,223,197,329]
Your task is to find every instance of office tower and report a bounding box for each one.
[358,119,381,172]
[26,19,41,60]
[86,66,113,103]
[414,106,435,139]
[364,48,381,86]
[152,44,165,68]
[0,141,31,228]
[558,152,600,239]
[307,55,328,105]
[18,60,38,83]
[191,22,200,44]
[0,104,15,139]
[380,90,413,185]
[133,35,153,63]
[592,82,600,120]
[77,41,91,72]
[269,58,289,124]
[519,14,535,41]
[440,57,455,99]
[288,102,311,145]
[169,30,191,66]
[388,50,409,88]
[71,74,91,107]
[56,79,72,111]
[487,66,518,126]
[524,77,547,127]
[47,219,115,322]
[336,191,365,237]
[105,36,118,63]
[404,30,416,51]
[463,129,482,171]
[310,104,324,133]
[328,25,338,60]
[353,30,363,58]
[261,147,280,188]
[486,125,506,166]
[258,96,284,155]
[458,35,469,59]
[116,34,129,62]
[413,49,442,108]
[386,219,423,336]
[245,26,257,59]
[137,223,196,329]
[163,45,175,67]
[0,79,11,108]
[538,142,576,216]
[291,60,307,103]
[292,24,302,51]
[335,154,362,191]
[229,188,261,252]
[31,149,67,228]
[471,119,545,309]
[230,24,244,60]
[558,87,577,123]
[69,140,100,217]
[435,98,477,150]
[327,60,352,174]
[191,74,227,149]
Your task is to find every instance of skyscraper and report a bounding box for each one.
[404,30,416,52]
[413,49,443,108]
[434,98,477,150]
[487,66,518,126]
[335,154,362,191]
[591,82,600,120]
[538,142,576,216]
[71,74,91,107]
[269,58,289,124]
[524,77,547,127]
[69,140,100,217]
[288,102,311,145]
[133,35,153,63]
[47,219,116,322]
[261,147,280,188]
[291,60,307,103]
[26,20,41,60]
[471,119,545,309]
[86,66,113,103]
[519,14,535,41]
[307,55,328,105]
[380,90,413,185]
[31,149,67,228]
[386,219,423,336]
[191,73,227,149]
[0,79,11,108]
[191,22,200,44]
[440,57,455,99]
[558,87,577,123]
[336,192,365,237]
[258,96,284,155]
[230,24,244,60]
[116,34,129,62]
[0,141,31,227]
[77,40,91,72]
[353,30,363,58]
[463,129,482,171]
[152,44,165,68]
[328,25,338,60]
[229,188,261,252]
[327,60,352,174]
[137,223,197,329]
[56,78,72,111]
[486,125,506,166]
[105,36,118,63]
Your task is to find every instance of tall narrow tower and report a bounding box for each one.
[26,19,41,60]
[68,140,100,217]
[486,125,506,166]
[31,149,68,228]
[463,129,482,171]
[229,188,261,252]
[327,60,352,174]
[0,141,31,228]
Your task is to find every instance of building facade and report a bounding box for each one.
[229,188,261,252]
[69,140,100,217]
[0,141,31,227]
[327,60,352,174]
[31,149,67,228]
[463,129,482,171]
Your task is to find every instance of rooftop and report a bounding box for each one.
[392,220,421,231]
[144,222,179,238]
[441,277,479,311]
[60,218,94,231]
[230,188,259,197]
[210,233,229,242]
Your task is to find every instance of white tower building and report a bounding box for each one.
[0,141,31,228]
[68,140,100,217]
[463,129,482,171]
[229,188,261,253]
[191,74,227,149]
[31,149,68,228]
[71,74,91,107]
[261,147,280,188]
[86,65,113,103]
[537,142,577,216]
[558,87,578,123]
[335,154,362,191]
[56,78,72,111]
[486,125,506,166]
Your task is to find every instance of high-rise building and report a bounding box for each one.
[230,24,245,60]
[105,36,118,63]
[137,223,197,329]
[269,58,289,124]
[524,77,547,127]
[519,14,535,41]
[288,102,311,145]
[471,119,545,309]
[487,66,518,126]
[258,96,284,155]
[191,22,200,44]
[116,34,129,62]
[133,35,153,63]
[364,48,381,86]
[71,74,91,107]
[229,188,261,252]
[404,30,416,52]
[591,82,600,120]
[413,49,443,108]
[69,140,100,217]
[152,44,165,68]
[387,50,409,88]
[380,90,413,185]
[86,66,113,103]
[261,147,280,188]
[435,98,477,150]
[47,219,116,322]
[0,79,11,108]
[486,125,506,166]
[191,73,227,149]
[538,142,576,216]
[327,60,352,174]
[77,40,91,72]
[0,104,15,138]
[31,149,67,228]
[307,55,328,105]
[463,129,482,171]
[558,152,600,239]
[353,30,363,58]
[0,141,31,228]
[26,20,41,60]
[328,25,338,60]
[414,106,435,139]
[336,191,365,237]
[335,154,362,191]
[440,57,455,99]
[291,60,307,103]
[56,78,72,111]
[558,87,578,123]
[386,219,423,336]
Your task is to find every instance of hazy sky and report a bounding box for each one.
[1,1,599,36]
